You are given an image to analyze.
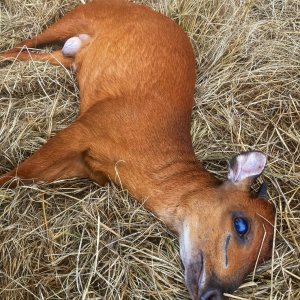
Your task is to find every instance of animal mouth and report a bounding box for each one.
[197,252,208,298]
[185,251,206,300]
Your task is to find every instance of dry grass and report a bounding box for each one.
[0,0,299,299]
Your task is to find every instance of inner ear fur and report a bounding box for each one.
[227,151,267,191]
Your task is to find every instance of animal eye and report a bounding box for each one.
[234,217,249,235]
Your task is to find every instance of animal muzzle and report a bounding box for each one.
[184,251,204,299]
[199,288,225,300]
[187,278,228,300]
[184,253,227,300]
[179,231,229,299]
[187,275,228,300]
[198,276,231,300]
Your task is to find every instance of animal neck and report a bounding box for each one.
[138,156,221,233]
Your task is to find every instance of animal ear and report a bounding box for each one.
[227,151,267,190]
[257,181,268,200]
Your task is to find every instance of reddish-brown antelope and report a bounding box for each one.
[0,0,275,299]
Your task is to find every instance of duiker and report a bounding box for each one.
[0,0,275,299]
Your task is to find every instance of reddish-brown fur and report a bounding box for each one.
[0,1,275,299]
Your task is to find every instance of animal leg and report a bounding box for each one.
[0,2,94,67]
[2,0,129,55]
[2,3,92,54]
[0,120,89,187]
[0,49,74,68]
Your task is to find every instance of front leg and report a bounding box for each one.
[0,120,89,187]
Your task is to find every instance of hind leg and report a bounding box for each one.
[1,33,91,67]
[3,3,92,54]
[0,49,75,68]
[0,1,95,67]
[0,120,89,187]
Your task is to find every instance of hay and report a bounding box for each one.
[0,0,299,299]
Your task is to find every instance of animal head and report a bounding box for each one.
[178,151,275,300]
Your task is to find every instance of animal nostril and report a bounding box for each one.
[200,289,224,300]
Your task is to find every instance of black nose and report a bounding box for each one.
[200,289,224,300]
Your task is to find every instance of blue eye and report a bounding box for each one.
[234,217,249,235]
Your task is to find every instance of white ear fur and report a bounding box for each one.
[228,151,267,183]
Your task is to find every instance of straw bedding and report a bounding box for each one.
[0,0,299,299]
